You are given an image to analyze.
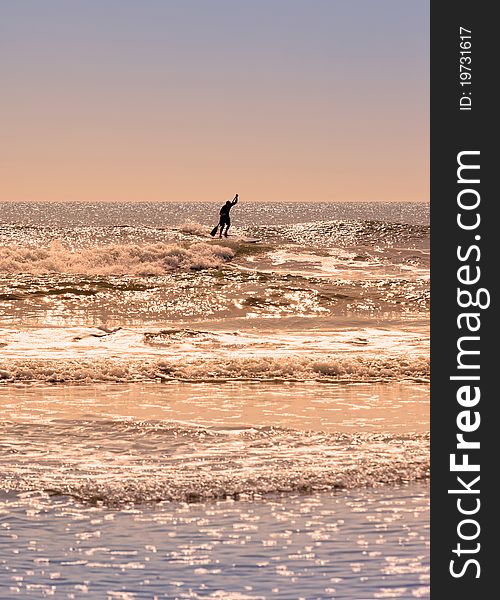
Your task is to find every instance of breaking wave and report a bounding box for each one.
[247,220,429,248]
[0,354,429,384]
[0,421,429,506]
[177,220,210,236]
[0,240,235,275]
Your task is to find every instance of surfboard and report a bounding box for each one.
[211,235,261,243]
[176,225,258,242]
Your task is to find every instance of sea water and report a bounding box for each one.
[0,202,429,598]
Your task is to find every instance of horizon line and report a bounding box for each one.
[0,199,430,204]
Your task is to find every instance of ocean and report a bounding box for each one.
[0,201,429,598]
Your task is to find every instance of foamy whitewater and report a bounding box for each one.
[0,202,429,598]
[0,202,429,383]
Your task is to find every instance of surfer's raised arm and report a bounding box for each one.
[232,194,238,205]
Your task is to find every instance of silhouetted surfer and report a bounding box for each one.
[211,194,238,238]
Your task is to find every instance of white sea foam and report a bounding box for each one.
[0,240,235,275]
[177,220,210,236]
[0,325,429,383]
[0,418,429,505]
[0,352,429,384]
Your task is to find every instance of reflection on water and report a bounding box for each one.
[0,382,429,433]
[0,202,430,597]
[0,268,429,328]
[0,484,429,599]
[0,383,429,506]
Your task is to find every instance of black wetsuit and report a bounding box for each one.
[211,196,238,237]
[219,203,232,229]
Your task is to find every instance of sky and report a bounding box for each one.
[1,0,429,203]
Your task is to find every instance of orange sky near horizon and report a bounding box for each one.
[1,1,429,203]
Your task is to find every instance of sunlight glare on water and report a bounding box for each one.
[0,202,430,598]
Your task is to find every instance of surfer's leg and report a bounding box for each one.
[219,217,228,237]
[224,218,230,237]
